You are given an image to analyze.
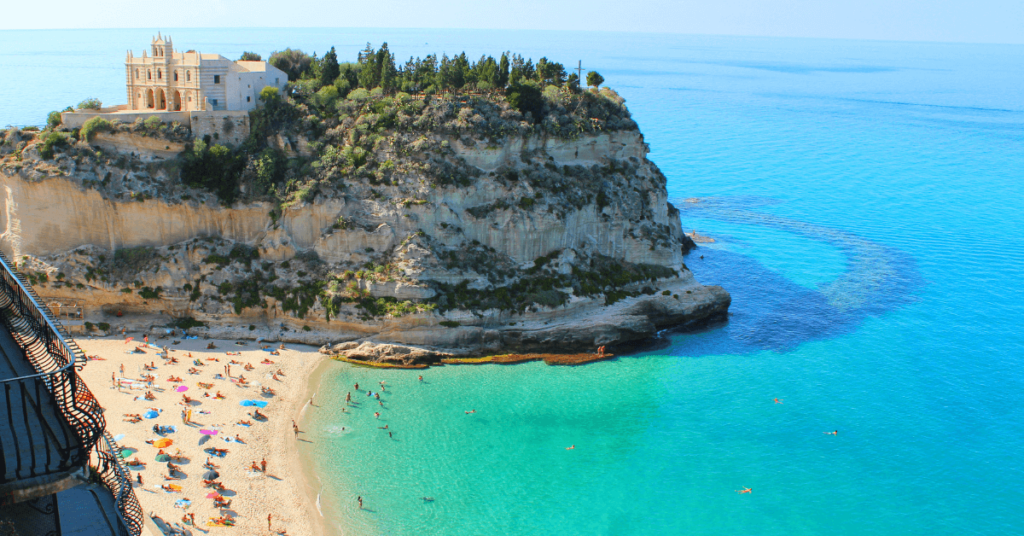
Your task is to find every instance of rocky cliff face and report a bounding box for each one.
[0,98,726,363]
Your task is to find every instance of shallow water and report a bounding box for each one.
[3,29,1023,536]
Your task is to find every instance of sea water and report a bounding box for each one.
[2,29,1023,535]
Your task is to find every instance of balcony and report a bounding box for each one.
[0,252,144,535]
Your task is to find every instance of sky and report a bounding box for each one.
[1,0,1022,45]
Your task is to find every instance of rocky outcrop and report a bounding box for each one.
[0,117,728,361]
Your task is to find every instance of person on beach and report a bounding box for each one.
[267,513,272,530]
[261,458,267,473]
[120,364,125,377]
[137,473,143,486]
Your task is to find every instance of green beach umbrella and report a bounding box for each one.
[155,454,171,462]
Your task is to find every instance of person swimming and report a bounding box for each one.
[421,497,434,502]
[465,410,476,414]
[824,430,838,435]
[735,487,752,494]
[566,445,575,450]
[774,398,783,404]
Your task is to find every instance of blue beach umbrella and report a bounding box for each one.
[144,410,159,419]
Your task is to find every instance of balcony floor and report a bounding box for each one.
[0,323,81,486]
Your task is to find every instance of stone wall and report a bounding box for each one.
[189,111,249,147]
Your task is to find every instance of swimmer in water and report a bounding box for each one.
[736,487,752,494]
[774,398,783,404]
[418,375,423,382]
[421,497,434,502]
[824,430,838,435]
[465,410,476,414]
[566,445,575,450]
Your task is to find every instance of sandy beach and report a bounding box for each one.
[77,333,326,536]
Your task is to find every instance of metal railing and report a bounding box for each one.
[0,251,142,534]
[90,432,144,536]
[0,251,103,473]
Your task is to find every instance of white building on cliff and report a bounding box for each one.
[126,33,286,112]
[62,34,288,146]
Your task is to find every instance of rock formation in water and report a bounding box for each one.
[0,87,727,364]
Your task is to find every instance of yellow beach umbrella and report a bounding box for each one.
[153,438,173,448]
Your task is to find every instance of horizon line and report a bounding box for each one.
[1,26,1022,47]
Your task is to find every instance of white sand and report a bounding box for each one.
[77,334,325,536]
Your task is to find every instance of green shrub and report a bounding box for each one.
[171,316,205,329]
[302,325,311,332]
[439,320,461,328]
[144,116,162,129]
[46,111,62,129]
[77,98,102,110]
[249,324,256,331]
[139,286,162,299]
[97,322,110,331]
[84,321,94,331]
[259,85,280,102]
[38,132,69,160]
[79,116,112,142]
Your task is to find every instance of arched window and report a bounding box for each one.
[174,71,178,82]
[135,69,139,79]
[186,71,191,82]
[158,69,162,80]
[148,70,152,80]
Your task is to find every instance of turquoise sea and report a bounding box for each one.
[3,29,1023,535]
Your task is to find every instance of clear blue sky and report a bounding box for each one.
[2,0,1022,44]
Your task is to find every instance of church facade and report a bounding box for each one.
[125,34,287,113]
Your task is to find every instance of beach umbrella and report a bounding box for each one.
[205,492,220,499]
[119,448,134,458]
[198,435,210,446]
[252,400,268,408]
[176,385,188,393]
[153,438,173,448]
[200,429,218,435]
[155,454,171,462]
[113,434,125,442]
[144,410,159,419]
[203,470,219,480]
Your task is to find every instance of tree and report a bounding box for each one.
[586,71,605,89]
[269,49,313,81]
[46,111,62,130]
[319,47,340,87]
[498,53,510,88]
[239,51,262,61]
[358,43,379,89]
[566,73,580,93]
[77,98,102,110]
[506,81,543,122]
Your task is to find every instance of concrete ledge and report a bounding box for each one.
[61,110,190,130]
[0,464,88,506]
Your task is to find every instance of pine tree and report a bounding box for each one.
[586,71,605,89]
[498,52,510,88]
[319,47,340,87]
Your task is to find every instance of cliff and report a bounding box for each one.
[0,89,726,364]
